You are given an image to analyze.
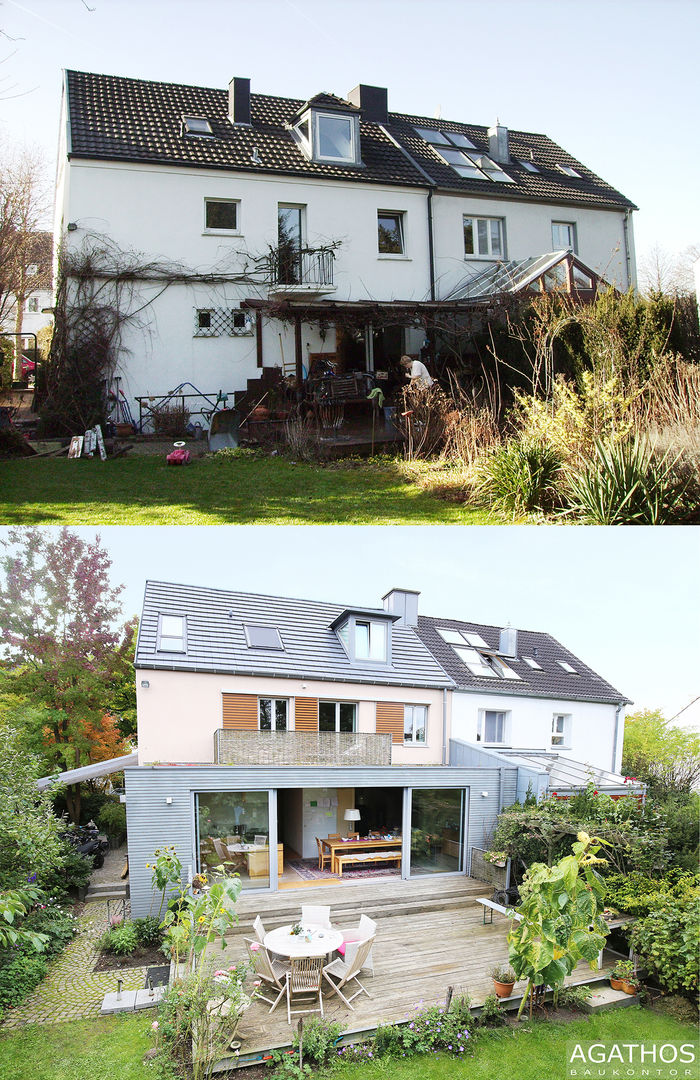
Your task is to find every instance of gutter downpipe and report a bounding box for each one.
[612,701,625,774]
[427,188,436,301]
[623,209,633,292]
[442,687,448,764]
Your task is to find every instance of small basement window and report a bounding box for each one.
[158,614,186,652]
[244,625,284,650]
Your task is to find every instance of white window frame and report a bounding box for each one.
[463,215,505,259]
[404,704,428,745]
[203,198,241,235]
[244,624,284,650]
[313,111,359,164]
[478,709,510,745]
[377,210,406,257]
[319,700,357,733]
[551,221,577,253]
[157,614,186,653]
[258,697,288,732]
[551,713,572,749]
[355,619,388,662]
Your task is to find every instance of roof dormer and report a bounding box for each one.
[291,93,362,166]
[330,607,398,666]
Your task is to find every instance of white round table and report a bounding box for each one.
[264,923,343,959]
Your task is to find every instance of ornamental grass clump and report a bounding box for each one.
[475,437,564,517]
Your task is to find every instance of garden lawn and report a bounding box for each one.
[0,1013,153,1080]
[327,1007,699,1080]
[0,455,492,525]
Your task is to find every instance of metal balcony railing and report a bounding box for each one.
[269,247,335,290]
[214,729,391,766]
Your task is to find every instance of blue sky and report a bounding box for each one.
[1,0,698,268]
[4,524,693,730]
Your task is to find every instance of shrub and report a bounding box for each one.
[556,984,593,1011]
[372,1002,472,1058]
[490,964,516,983]
[476,437,563,516]
[0,955,47,1013]
[38,842,93,899]
[133,915,163,948]
[100,920,138,955]
[22,902,78,957]
[604,870,699,918]
[479,993,506,1026]
[565,437,700,525]
[97,801,127,841]
[291,1016,344,1067]
[630,900,700,993]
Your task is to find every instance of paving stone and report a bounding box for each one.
[100,989,139,1014]
[134,986,166,1010]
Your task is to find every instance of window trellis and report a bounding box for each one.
[194,308,253,337]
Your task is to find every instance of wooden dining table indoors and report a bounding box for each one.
[322,836,402,875]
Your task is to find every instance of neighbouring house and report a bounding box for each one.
[0,230,53,377]
[55,71,637,431]
[125,582,638,916]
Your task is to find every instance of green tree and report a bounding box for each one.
[507,832,609,1019]
[0,527,136,822]
[622,709,700,794]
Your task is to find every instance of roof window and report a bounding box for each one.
[519,158,540,173]
[557,660,579,674]
[556,164,581,178]
[437,627,488,648]
[437,626,522,680]
[244,624,284,650]
[158,614,186,653]
[414,126,513,182]
[183,115,213,136]
[523,656,543,670]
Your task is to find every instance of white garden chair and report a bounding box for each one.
[301,904,332,929]
[337,913,376,975]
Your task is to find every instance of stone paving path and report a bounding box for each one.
[1,900,148,1028]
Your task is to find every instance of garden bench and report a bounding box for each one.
[475,897,522,924]
[335,850,402,876]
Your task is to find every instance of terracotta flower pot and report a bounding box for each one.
[250,406,270,421]
[621,980,638,995]
[610,976,625,991]
[493,979,515,998]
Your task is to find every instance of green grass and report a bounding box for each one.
[0,1014,153,1080]
[0,455,493,525]
[327,1007,699,1080]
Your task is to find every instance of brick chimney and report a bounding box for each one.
[229,77,251,125]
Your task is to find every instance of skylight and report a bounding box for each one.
[557,164,581,178]
[519,158,540,173]
[412,126,518,181]
[523,656,543,670]
[454,646,499,678]
[158,614,186,653]
[475,155,515,183]
[557,660,579,674]
[183,115,213,136]
[244,624,284,650]
[437,627,489,649]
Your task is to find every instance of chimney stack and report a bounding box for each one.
[229,77,251,125]
[347,83,388,124]
[382,588,419,627]
[499,625,518,657]
[487,121,510,164]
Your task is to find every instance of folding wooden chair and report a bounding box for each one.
[286,956,324,1024]
[244,937,288,1013]
[322,937,374,1010]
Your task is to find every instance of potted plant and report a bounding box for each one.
[484,850,508,867]
[610,959,635,992]
[490,963,517,998]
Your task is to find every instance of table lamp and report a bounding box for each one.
[344,808,361,837]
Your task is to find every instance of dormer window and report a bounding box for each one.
[158,614,186,653]
[355,620,387,661]
[293,105,360,165]
[331,609,395,665]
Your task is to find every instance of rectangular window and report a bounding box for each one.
[259,698,288,732]
[244,625,283,650]
[404,704,427,744]
[278,204,304,284]
[377,211,405,255]
[319,701,357,733]
[183,115,212,136]
[193,307,252,337]
[26,296,39,312]
[479,710,507,743]
[551,221,577,252]
[196,790,271,890]
[316,113,355,162]
[551,713,572,748]
[464,216,504,258]
[355,620,387,661]
[158,614,186,653]
[205,199,239,232]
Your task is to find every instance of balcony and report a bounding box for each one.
[214,729,391,766]
[267,246,336,297]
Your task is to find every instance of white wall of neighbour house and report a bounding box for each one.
[62,159,431,409]
[450,689,623,774]
[136,668,446,766]
[431,191,634,298]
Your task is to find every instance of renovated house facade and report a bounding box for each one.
[55,72,637,426]
[125,581,633,916]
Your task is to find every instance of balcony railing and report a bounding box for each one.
[268,247,335,293]
[214,729,391,767]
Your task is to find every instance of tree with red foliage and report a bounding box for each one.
[0,527,136,822]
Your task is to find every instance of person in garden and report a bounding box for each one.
[400,354,433,388]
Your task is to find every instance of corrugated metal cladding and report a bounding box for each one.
[125,764,506,917]
[136,581,451,689]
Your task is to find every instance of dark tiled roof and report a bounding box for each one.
[66,70,636,209]
[416,615,629,705]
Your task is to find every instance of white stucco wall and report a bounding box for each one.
[136,668,446,766]
[450,689,623,774]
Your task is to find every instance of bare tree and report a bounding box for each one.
[0,143,50,379]
[638,241,700,297]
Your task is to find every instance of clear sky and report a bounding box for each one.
[1,0,698,270]
[3,524,695,731]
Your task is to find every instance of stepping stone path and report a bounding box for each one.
[1,900,148,1028]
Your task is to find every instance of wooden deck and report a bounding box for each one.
[204,876,618,1066]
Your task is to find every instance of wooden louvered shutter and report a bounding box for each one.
[294,697,319,733]
[375,701,404,744]
[222,693,258,730]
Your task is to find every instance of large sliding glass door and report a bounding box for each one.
[408,787,466,876]
[195,790,274,890]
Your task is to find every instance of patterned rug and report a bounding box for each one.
[287,859,399,881]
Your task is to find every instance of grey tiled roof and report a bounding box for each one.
[415,615,629,705]
[65,70,636,209]
[136,581,451,689]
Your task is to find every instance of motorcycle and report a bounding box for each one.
[62,820,110,869]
